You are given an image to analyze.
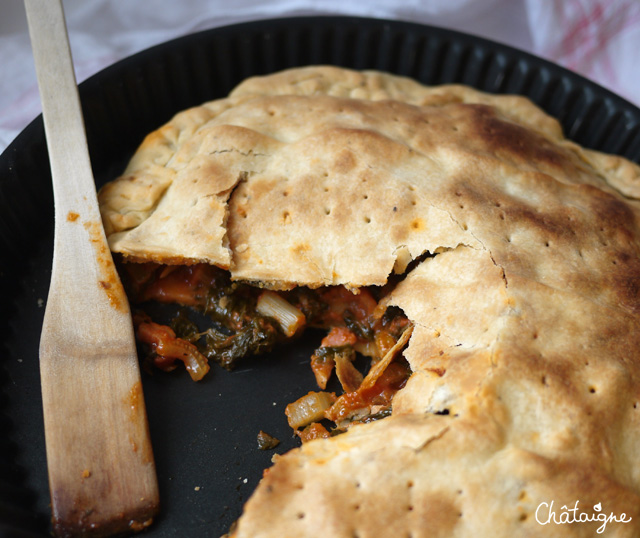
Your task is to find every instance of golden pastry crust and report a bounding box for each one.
[98,66,640,537]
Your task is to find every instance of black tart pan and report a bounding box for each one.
[1,15,639,538]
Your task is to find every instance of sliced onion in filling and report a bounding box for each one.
[285,391,337,429]
[256,290,306,337]
[135,313,210,381]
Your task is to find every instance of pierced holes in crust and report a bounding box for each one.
[519,513,528,522]
[364,216,372,224]
[324,208,331,216]
[588,386,597,394]
[296,512,306,520]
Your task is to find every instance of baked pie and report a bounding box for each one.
[99,66,640,537]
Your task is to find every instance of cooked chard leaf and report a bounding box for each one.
[312,345,355,361]
[343,309,373,340]
[257,431,280,450]
[285,287,328,324]
[201,284,253,329]
[170,309,201,343]
[201,316,281,370]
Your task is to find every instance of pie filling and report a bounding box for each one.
[121,261,413,440]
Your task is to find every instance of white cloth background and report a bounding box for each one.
[1,0,639,154]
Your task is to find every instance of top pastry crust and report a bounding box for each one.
[99,66,640,537]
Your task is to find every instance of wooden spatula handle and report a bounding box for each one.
[25,0,160,535]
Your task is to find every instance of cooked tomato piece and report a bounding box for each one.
[321,326,357,347]
[316,287,377,327]
[296,422,330,443]
[138,264,217,306]
[135,314,210,381]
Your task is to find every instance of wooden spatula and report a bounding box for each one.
[24,0,159,535]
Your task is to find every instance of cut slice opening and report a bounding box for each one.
[120,260,417,439]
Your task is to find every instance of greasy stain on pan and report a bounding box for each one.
[1,15,639,538]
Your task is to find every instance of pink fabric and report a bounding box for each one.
[526,0,640,105]
[0,0,638,153]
